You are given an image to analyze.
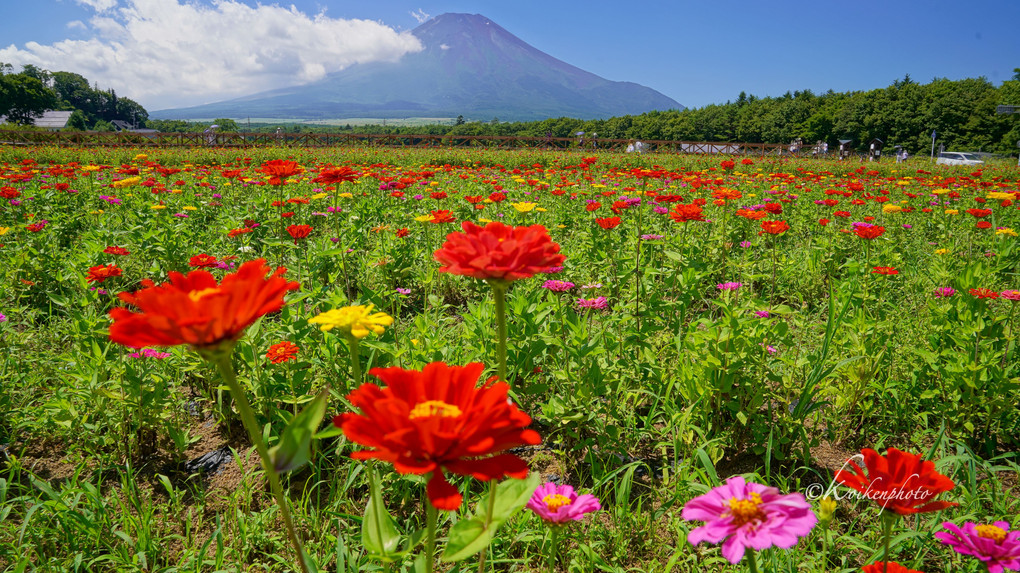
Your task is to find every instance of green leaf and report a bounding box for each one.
[441,472,540,562]
[362,468,402,561]
[268,390,327,473]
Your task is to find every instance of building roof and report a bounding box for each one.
[33,111,73,129]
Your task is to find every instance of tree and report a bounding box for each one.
[66,109,88,130]
[0,73,55,124]
[210,118,240,132]
[455,115,465,125]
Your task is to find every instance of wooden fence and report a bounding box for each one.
[1,130,826,156]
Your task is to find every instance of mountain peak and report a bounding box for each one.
[152,13,683,121]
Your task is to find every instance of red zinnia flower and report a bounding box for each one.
[854,226,886,240]
[872,266,899,275]
[720,160,735,170]
[334,361,541,510]
[819,218,830,226]
[967,208,993,219]
[395,227,409,238]
[586,201,601,212]
[87,264,122,283]
[669,203,705,223]
[259,159,302,183]
[312,167,358,185]
[976,221,993,229]
[969,288,1000,299]
[759,220,791,235]
[266,341,299,364]
[189,254,218,268]
[104,246,130,256]
[735,209,766,220]
[429,210,456,224]
[834,448,957,516]
[108,259,299,353]
[286,224,313,243]
[434,221,565,284]
[228,228,253,238]
[596,216,621,229]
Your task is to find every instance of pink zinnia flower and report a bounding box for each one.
[682,476,817,564]
[542,280,575,292]
[526,482,601,524]
[935,287,956,298]
[936,521,1020,573]
[577,296,608,310]
[1001,290,1020,301]
[717,282,742,291]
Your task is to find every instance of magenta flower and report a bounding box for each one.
[577,296,608,310]
[543,280,575,292]
[526,482,601,524]
[935,287,957,298]
[717,282,742,291]
[682,476,817,564]
[1002,290,1020,301]
[935,521,1020,573]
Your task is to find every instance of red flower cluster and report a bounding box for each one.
[109,259,299,352]
[87,264,122,283]
[434,221,565,284]
[286,224,313,243]
[759,220,791,235]
[334,362,540,510]
[259,160,302,185]
[189,254,218,268]
[969,288,1000,299]
[103,246,130,256]
[872,266,899,275]
[854,226,886,240]
[596,216,621,230]
[835,448,957,515]
[266,341,299,364]
[669,203,705,223]
[312,167,358,185]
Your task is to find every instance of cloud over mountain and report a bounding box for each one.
[0,0,423,109]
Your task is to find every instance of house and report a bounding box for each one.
[30,110,73,130]
[111,120,157,134]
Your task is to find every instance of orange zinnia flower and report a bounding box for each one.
[108,259,299,354]
[834,448,957,516]
[334,361,541,510]
[759,220,791,235]
[434,221,565,285]
[87,264,122,283]
[266,341,299,364]
[669,203,705,223]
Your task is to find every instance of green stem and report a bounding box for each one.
[880,511,896,573]
[491,282,509,384]
[347,336,362,391]
[747,549,759,573]
[549,526,560,573]
[425,501,438,573]
[477,482,498,573]
[212,354,310,573]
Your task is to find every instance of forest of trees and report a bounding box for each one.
[0,63,148,130]
[4,63,1019,156]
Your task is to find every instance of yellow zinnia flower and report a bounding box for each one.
[996,227,1017,237]
[0,227,9,236]
[311,192,328,200]
[511,202,536,213]
[308,305,393,339]
[183,206,197,211]
[932,189,949,195]
[987,192,1014,201]
[935,248,951,255]
[133,154,148,162]
[151,204,167,210]
[945,209,958,215]
[414,214,435,223]
[112,177,141,188]
[338,192,354,199]
[882,205,902,214]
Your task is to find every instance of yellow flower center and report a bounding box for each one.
[188,287,222,302]
[409,400,462,420]
[543,493,572,512]
[975,524,1007,543]
[728,493,765,527]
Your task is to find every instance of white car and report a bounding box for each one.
[936,152,985,166]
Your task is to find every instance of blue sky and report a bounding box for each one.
[1,0,1018,113]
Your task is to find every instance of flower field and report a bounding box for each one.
[0,145,1018,572]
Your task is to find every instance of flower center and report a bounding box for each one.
[727,492,765,527]
[188,287,222,302]
[409,400,462,420]
[543,493,571,512]
[975,524,1007,543]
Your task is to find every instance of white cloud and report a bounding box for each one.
[74,0,119,12]
[410,9,430,24]
[0,0,423,110]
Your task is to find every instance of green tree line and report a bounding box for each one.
[0,63,148,130]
